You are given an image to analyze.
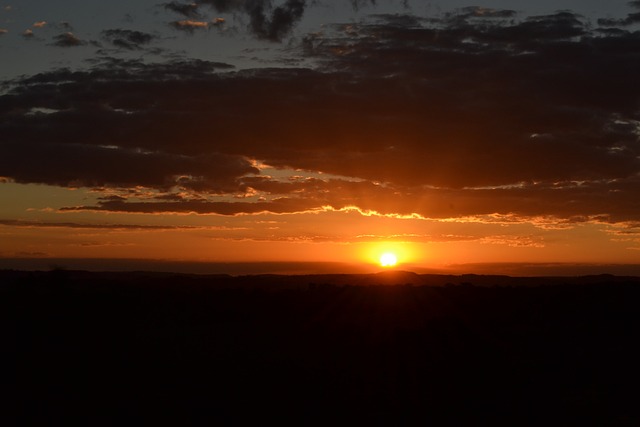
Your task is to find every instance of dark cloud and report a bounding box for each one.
[195,0,244,12]
[14,57,233,85]
[0,141,257,191]
[0,58,247,192]
[598,1,640,26]
[348,0,380,12]
[196,0,306,41]
[51,32,85,47]
[161,1,390,41]
[594,27,629,37]
[0,29,7,35]
[102,29,156,50]
[456,11,586,42]
[450,6,517,20]
[598,12,640,27]
[0,219,195,230]
[370,14,422,28]
[61,197,318,216]
[164,1,202,18]
[247,0,305,41]
[3,7,640,222]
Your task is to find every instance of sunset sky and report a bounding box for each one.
[2,0,640,274]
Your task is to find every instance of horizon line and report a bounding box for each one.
[2,258,640,277]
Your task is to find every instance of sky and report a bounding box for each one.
[1,0,640,275]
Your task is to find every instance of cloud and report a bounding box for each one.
[164,1,390,41]
[0,219,197,230]
[348,0,380,11]
[467,6,516,18]
[0,57,249,193]
[51,32,85,47]
[102,29,156,49]
[169,19,212,32]
[164,1,202,18]
[22,29,34,38]
[369,13,422,28]
[195,0,306,41]
[598,1,640,26]
[598,13,640,27]
[33,21,47,28]
[478,235,545,248]
[246,0,305,41]
[0,142,257,191]
[0,29,7,35]
[54,176,640,224]
[3,6,640,223]
[60,197,320,215]
[194,0,250,12]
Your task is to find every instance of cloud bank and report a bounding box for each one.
[2,5,640,223]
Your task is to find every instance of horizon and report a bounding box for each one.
[3,257,640,277]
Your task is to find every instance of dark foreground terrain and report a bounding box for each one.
[2,270,640,425]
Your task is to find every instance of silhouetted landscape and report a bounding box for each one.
[4,1,640,425]
[2,269,639,425]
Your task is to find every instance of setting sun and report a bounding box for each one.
[380,252,398,267]
[361,242,415,269]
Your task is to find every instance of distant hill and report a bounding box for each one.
[2,268,639,290]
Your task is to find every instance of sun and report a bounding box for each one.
[380,252,398,267]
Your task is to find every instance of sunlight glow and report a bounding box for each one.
[380,252,398,267]
[360,242,417,268]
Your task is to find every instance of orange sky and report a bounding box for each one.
[2,181,639,274]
